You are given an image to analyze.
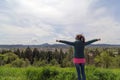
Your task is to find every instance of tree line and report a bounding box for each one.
[0,47,74,67]
[0,47,120,68]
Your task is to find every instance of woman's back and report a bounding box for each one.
[74,40,85,58]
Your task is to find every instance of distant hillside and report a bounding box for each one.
[0,43,69,49]
[0,43,120,49]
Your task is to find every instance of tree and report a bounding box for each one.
[14,48,21,58]
[50,59,59,66]
[59,49,65,64]
[0,52,19,65]
[60,47,73,67]
[11,58,30,67]
[94,51,112,68]
[118,48,120,55]
[21,51,25,59]
[33,60,47,67]
[25,46,33,64]
[61,58,73,67]
[54,48,60,63]
[0,54,4,65]
[33,48,39,61]
[112,55,120,68]
[66,47,73,61]
[46,51,53,64]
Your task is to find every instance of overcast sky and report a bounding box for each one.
[0,0,120,45]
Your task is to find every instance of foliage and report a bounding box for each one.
[11,58,30,67]
[0,52,18,66]
[0,66,120,80]
[94,51,112,68]
[50,59,59,65]
[25,46,33,64]
[1,47,120,68]
[33,60,48,67]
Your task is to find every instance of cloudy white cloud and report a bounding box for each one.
[0,0,120,44]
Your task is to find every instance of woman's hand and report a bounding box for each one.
[56,40,60,42]
[97,38,101,41]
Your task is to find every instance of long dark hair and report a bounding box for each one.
[75,34,85,43]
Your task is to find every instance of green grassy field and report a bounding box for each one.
[0,66,120,80]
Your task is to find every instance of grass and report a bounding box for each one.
[0,67,26,80]
[0,66,120,80]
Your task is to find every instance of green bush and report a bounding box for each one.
[0,66,120,80]
[26,67,59,80]
[50,59,59,65]
[94,69,116,80]
[25,67,77,80]
[26,67,42,80]
[0,67,26,80]
[86,66,117,80]
[33,60,47,67]
[0,52,18,65]
[11,58,30,67]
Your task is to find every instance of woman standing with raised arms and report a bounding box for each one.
[56,34,101,80]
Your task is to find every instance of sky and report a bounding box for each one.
[0,0,120,45]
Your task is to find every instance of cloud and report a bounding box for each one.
[0,0,120,44]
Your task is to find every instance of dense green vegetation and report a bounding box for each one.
[0,66,120,80]
[0,47,120,80]
[0,47,120,68]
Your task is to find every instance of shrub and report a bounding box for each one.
[50,59,59,65]
[11,58,30,67]
[26,67,59,80]
[1,52,18,65]
[86,66,117,80]
[0,66,120,80]
[94,69,116,80]
[33,60,47,67]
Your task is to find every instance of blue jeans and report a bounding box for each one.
[75,63,86,80]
